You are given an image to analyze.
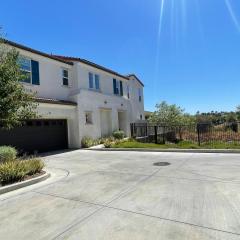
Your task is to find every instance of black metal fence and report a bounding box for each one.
[130,122,240,146]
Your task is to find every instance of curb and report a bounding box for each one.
[87,148,240,154]
[0,172,50,195]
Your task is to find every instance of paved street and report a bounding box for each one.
[0,150,240,240]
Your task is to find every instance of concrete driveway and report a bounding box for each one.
[0,150,240,240]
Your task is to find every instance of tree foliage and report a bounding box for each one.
[148,101,240,126]
[148,101,195,126]
[0,38,37,129]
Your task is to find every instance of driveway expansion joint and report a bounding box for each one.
[33,191,240,238]
[1,151,240,240]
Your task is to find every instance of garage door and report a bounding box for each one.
[0,119,68,153]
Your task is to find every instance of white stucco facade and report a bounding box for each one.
[6,41,145,148]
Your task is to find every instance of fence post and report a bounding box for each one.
[197,126,201,146]
[154,126,158,144]
[145,123,148,143]
[163,126,166,144]
[130,123,133,137]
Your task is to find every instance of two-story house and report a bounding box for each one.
[1,40,145,152]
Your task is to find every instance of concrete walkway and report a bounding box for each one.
[0,150,240,239]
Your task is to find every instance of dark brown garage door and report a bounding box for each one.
[0,119,68,153]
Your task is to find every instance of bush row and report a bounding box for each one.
[81,130,125,148]
[0,146,44,185]
[0,158,44,185]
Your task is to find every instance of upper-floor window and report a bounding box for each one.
[113,79,123,96]
[89,73,94,89]
[62,69,69,86]
[95,74,100,90]
[89,72,100,90]
[138,88,142,102]
[18,56,40,85]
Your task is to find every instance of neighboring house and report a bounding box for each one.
[144,111,152,121]
[1,40,145,152]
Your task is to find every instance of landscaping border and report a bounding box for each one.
[87,148,240,154]
[0,172,50,195]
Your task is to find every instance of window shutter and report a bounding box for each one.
[31,60,40,85]
[95,75,100,89]
[113,79,117,94]
[120,81,123,96]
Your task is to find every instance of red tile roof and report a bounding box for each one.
[3,39,144,86]
[35,97,77,106]
[53,55,130,80]
[126,74,144,87]
[3,39,73,65]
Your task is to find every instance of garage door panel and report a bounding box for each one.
[0,120,68,153]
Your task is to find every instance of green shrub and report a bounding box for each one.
[104,140,114,148]
[99,138,107,144]
[113,130,125,140]
[81,136,94,148]
[22,158,45,175]
[0,161,26,184]
[93,139,101,146]
[0,158,44,185]
[0,146,17,163]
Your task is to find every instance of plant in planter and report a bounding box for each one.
[113,130,125,140]
[104,139,114,148]
[0,158,44,185]
[81,136,94,148]
[0,146,17,163]
[0,146,45,185]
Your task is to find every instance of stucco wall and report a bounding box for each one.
[16,48,73,100]
[10,44,145,148]
[128,76,145,122]
[75,89,132,141]
[74,62,130,99]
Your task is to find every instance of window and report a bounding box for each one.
[95,74,100,90]
[127,86,130,99]
[89,73,94,89]
[113,79,123,96]
[113,79,119,95]
[62,69,69,86]
[138,88,142,102]
[140,114,143,120]
[85,112,93,124]
[18,56,40,85]
[89,72,100,90]
[18,56,31,83]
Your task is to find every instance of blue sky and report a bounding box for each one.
[1,0,240,114]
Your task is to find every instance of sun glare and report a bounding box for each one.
[224,0,240,32]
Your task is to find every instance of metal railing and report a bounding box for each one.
[130,122,240,146]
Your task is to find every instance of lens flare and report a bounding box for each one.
[224,0,240,32]
[158,0,165,42]
[154,0,165,101]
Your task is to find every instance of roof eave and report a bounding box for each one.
[127,74,144,87]
[53,55,129,80]
[3,39,73,66]
[35,97,77,106]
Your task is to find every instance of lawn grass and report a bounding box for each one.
[112,140,240,149]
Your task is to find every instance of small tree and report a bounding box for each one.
[236,106,240,121]
[148,101,185,126]
[0,37,37,129]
